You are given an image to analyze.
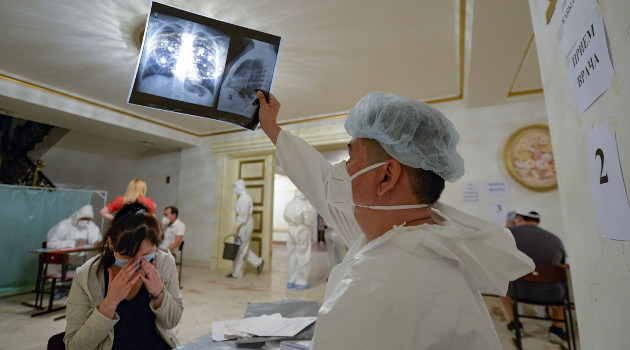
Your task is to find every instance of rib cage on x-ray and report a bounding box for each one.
[137,13,229,107]
[217,39,278,118]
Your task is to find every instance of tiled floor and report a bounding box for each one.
[0,243,576,349]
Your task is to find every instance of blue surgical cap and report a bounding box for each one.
[345,92,464,182]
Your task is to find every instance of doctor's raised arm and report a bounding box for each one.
[257,91,361,247]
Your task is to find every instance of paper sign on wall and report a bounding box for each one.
[490,201,508,224]
[555,0,599,56]
[462,183,480,203]
[485,182,509,197]
[585,121,630,241]
[567,13,614,115]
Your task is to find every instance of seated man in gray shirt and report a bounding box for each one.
[501,206,568,344]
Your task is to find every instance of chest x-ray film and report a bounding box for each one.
[128,2,281,131]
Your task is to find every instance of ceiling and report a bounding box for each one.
[0,0,542,153]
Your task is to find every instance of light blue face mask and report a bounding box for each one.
[114,252,156,268]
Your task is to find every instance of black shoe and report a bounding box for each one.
[507,321,523,332]
[549,326,568,344]
[257,260,265,275]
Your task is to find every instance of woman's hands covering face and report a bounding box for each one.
[139,257,163,297]
[105,259,141,305]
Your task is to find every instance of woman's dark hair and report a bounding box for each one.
[94,201,162,276]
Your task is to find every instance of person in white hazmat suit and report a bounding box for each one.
[227,179,264,278]
[254,90,535,350]
[283,191,317,289]
[47,204,101,275]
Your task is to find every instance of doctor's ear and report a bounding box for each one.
[377,160,401,195]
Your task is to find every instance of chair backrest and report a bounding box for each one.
[41,253,70,266]
[179,240,185,252]
[518,265,568,284]
[41,252,72,280]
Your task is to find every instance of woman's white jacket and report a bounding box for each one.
[64,249,183,350]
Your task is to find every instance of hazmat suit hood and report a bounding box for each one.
[47,204,101,249]
[390,202,534,296]
[70,205,94,226]
[233,179,247,195]
[284,193,316,227]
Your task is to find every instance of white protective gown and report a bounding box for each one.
[283,192,317,286]
[47,205,101,250]
[324,225,346,270]
[232,182,262,277]
[275,130,535,350]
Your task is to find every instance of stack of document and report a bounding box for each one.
[279,340,311,349]
[212,313,316,341]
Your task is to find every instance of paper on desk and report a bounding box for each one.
[232,313,316,337]
[212,318,251,341]
[211,313,316,341]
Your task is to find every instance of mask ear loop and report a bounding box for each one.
[349,162,387,181]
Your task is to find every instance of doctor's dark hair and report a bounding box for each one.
[94,201,162,276]
[362,138,444,204]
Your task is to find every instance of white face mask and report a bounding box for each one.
[76,220,89,229]
[326,161,428,215]
[161,216,170,225]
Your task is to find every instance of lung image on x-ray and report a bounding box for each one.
[136,13,230,107]
[217,39,278,118]
[129,1,281,130]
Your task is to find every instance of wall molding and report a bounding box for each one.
[210,124,350,155]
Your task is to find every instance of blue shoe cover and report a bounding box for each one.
[294,284,311,290]
[286,283,295,289]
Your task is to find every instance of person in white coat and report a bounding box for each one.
[283,191,317,289]
[227,179,264,278]
[47,204,101,250]
[47,204,102,298]
[255,90,535,350]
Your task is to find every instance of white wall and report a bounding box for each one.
[529,0,630,348]
[175,141,218,267]
[437,96,565,242]
[272,174,296,241]
[41,142,181,215]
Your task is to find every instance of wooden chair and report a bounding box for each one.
[175,240,184,288]
[512,265,576,349]
[32,252,75,317]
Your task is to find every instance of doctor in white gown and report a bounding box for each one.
[229,179,264,278]
[283,191,317,289]
[47,204,101,269]
[255,91,534,350]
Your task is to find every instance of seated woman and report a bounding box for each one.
[64,201,183,350]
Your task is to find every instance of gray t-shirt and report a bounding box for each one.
[508,224,566,303]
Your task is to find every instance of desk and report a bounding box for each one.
[176,299,320,350]
[22,245,98,317]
